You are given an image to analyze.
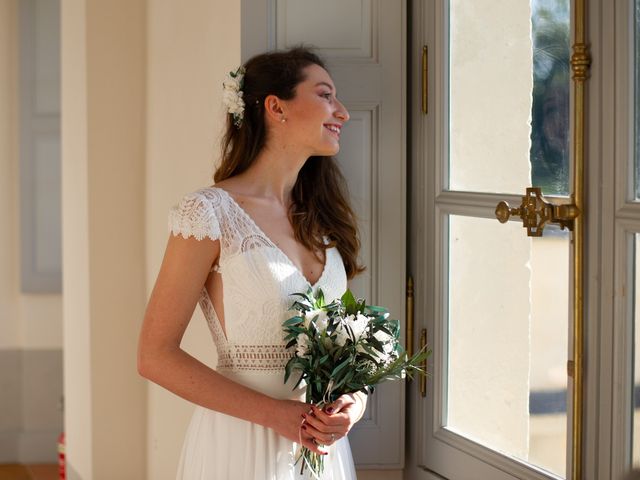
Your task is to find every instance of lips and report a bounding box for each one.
[323,123,342,138]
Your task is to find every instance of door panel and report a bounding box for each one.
[627,0,640,473]
[408,0,640,479]
[410,0,575,478]
[635,0,640,202]
[634,1,640,467]
[242,0,407,469]
[633,234,640,466]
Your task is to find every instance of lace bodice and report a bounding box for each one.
[168,187,348,373]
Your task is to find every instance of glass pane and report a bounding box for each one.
[448,0,570,196]
[447,215,568,477]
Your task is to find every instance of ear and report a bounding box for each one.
[264,94,287,123]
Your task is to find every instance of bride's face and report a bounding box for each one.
[280,64,350,157]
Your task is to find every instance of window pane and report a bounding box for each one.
[448,0,570,196]
[530,0,571,196]
[447,215,568,477]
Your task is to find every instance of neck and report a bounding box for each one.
[234,144,311,205]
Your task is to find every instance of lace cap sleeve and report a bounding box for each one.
[168,191,221,241]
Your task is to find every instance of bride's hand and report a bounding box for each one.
[300,393,366,447]
[269,399,330,455]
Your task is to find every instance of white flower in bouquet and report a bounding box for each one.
[351,313,369,338]
[303,309,329,331]
[334,324,349,347]
[335,312,368,345]
[372,329,395,363]
[282,288,431,478]
[296,333,310,357]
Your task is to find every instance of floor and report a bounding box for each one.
[0,465,58,480]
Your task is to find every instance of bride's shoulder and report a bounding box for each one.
[177,185,229,206]
[168,186,229,242]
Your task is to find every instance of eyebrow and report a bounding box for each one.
[315,81,335,92]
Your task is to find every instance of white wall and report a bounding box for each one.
[0,0,63,464]
[0,1,63,354]
[0,0,20,350]
[145,1,240,478]
[61,0,147,477]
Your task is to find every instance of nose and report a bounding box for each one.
[334,100,350,123]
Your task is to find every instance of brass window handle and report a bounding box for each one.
[494,187,580,237]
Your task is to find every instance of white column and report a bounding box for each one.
[145,1,240,478]
[0,1,19,350]
[61,0,147,478]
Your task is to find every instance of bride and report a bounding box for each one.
[137,47,367,479]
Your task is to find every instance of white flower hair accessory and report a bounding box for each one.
[222,66,246,128]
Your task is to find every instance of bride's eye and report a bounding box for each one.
[320,92,332,100]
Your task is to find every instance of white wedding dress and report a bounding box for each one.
[168,186,357,480]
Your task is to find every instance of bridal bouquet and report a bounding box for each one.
[283,288,430,477]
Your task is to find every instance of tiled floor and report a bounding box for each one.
[0,464,58,480]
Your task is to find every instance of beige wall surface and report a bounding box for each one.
[145,1,240,478]
[61,0,92,476]
[0,1,21,462]
[0,0,20,350]
[0,0,64,353]
[0,0,63,464]
[62,0,147,478]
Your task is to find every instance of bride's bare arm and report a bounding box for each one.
[137,234,326,454]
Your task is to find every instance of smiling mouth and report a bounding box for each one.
[324,124,341,138]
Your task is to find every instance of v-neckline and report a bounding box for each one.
[212,186,329,289]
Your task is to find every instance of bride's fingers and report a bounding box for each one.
[302,420,343,445]
[300,430,329,454]
[302,411,334,434]
[314,430,340,446]
[322,395,355,415]
[304,407,349,431]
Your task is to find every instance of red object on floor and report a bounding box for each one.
[57,432,65,480]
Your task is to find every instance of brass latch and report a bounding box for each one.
[495,187,580,236]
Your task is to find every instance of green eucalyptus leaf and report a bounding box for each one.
[283,316,304,327]
[293,373,306,390]
[284,359,296,383]
[331,357,352,377]
[368,336,385,353]
[376,325,394,336]
[365,305,386,314]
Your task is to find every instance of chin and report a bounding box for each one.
[314,145,340,157]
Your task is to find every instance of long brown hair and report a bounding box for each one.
[214,47,364,279]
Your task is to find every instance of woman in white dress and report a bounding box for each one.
[138,47,367,479]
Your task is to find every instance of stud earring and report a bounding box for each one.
[281,117,286,123]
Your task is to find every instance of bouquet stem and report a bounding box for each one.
[297,401,327,479]
[298,447,323,478]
